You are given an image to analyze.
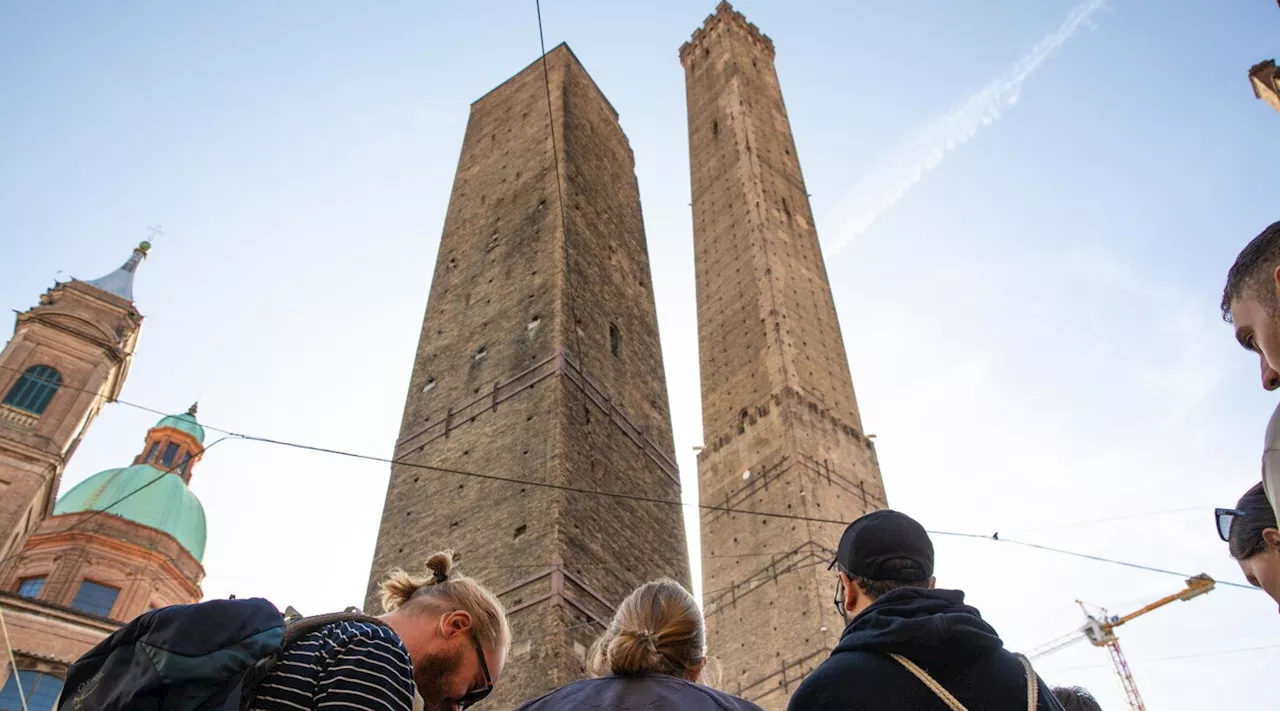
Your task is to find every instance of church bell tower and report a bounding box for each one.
[0,243,150,564]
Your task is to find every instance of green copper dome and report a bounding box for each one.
[54,464,207,560]
[155,409,205,444]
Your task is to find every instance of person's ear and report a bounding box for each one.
[841,572,858,611]
[1262,527,1280,548]
[687,657,707,682]
[439,609,473,639]
[925,576,937,590]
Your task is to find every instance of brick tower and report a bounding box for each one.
[681,4,888,707]
[365,44,688,709]
[0,244,149,566]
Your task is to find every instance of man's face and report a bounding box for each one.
[1229,285,1280,391]
[413,613,504,711]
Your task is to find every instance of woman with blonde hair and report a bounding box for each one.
[515,578,762,710]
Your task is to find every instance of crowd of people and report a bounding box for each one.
[59,221,1280,710]
[243,510,1106,711]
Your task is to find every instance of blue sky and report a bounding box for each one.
[2,1,1278,708]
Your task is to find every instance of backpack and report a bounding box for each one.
[57,597,387,711]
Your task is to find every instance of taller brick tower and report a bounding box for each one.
[366,44,688,709]
[681,3,888,707]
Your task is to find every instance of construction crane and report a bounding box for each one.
[1025,573,1215,711]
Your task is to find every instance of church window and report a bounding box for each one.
[2,365,62,415]
[0,671,64,711]
[16,576,44,599]
[144,442,159,463]
[161,443,179,467]
[71,580,120,617]
[179,456,191,477]
[609,323,622,357]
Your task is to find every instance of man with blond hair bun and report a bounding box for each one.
[252,550,510,711]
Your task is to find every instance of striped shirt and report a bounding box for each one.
[250,620,415,711]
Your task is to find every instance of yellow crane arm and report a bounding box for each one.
[1108,574,1215,630]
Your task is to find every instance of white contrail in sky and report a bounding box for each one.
[822,0,1106,254]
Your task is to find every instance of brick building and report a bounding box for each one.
[0,246,208,708]
[364,44,688,709]
[1250,59,1280,115]
[681,3,888,708]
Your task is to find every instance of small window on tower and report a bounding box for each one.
[609,323,622,357]
[144,442,159,463]
[2,365,62,416]
[712,120,719,137]
[161,443,179,467]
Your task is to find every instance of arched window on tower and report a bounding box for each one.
[2,365,62,416]
[0,670,64,711]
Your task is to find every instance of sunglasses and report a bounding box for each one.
[455,632,494,709]
[1215,507,1246,542]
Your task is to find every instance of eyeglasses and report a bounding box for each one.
[455,633,493,709]
[1215,507,1246,542]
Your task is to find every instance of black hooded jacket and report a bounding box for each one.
[788,588,1064,711]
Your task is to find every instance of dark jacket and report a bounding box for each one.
[788,588,1064,711]
[515,674,764,711]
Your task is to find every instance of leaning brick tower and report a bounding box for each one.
[681,3,888,707]
[365,44,689,709]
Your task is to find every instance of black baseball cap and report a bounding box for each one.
[833,510,934,582]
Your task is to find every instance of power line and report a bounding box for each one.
[1006,506,1206,535]
[988,537,1256,589]
[0,364,1259,591]
[228,432,1262,590]
[1047,643,1280,671]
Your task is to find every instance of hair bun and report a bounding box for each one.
[426,550,455,584]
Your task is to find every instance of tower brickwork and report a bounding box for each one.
[1250,59,1280,115]
[0,245,149,565]
[681,4,888,707]
[365,44,688,710]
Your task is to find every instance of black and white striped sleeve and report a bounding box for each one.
[314,623,416,711]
